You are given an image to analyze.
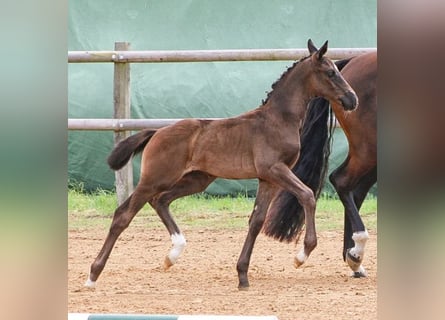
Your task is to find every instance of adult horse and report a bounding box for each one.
[84,40,358,290]
[264,51,377,277]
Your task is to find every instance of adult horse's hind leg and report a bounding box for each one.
[149,171,215,270]
[344,167,377,259]
[345,167,376,277]
[330,162,376,277]
[237,181,277,290]
[85,184,153,287]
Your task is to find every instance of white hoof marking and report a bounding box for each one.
[350,230,369,259]
[295,248,307,267]
[84,277,96,288]
[167,233,186,265]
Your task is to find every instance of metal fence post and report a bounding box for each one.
[113,42,133,204]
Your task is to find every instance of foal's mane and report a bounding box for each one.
[262,55,310,105]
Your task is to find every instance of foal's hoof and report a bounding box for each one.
[84,278,96,288]
[163,256,173,270]
[238,283,250,291]
[294,250,307,268]
[294,257,304,268]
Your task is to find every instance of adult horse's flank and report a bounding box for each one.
[264,52,377,277]
[85,40,358,290]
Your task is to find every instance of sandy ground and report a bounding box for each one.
[68,224,377,320]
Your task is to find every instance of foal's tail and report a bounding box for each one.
[263,58,352,243]
[107,129,157,170]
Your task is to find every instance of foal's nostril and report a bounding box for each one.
[340,91,358,111]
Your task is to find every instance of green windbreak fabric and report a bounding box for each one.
[68,0,377,195]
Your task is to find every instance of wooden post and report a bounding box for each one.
[113,42,133,205]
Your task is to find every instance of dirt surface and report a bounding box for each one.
[68,226,377,320]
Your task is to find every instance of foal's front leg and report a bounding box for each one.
[264,163,318,267]
[330,165,375,277]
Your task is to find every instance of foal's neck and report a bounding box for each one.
[265,68,313,122]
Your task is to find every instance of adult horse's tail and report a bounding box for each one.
[107,129,156,170]
[263,58,352,243]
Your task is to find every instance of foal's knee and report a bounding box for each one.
[299,189,315,211]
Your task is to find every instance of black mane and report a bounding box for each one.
[262,55,310,105]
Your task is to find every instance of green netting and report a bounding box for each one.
[68,0,377,195]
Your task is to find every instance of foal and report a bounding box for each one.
[85,39,357,289]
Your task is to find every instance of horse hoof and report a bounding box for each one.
[294,250,307,268]
[163,256,173,270]
[84,278,96,288]
[294,257,304,268]
[352,265,367,278]
[346,249,363,271]
[238,283,250,291]
[353,271,367,278]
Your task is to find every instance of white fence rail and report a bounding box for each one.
[68,48,375,63]
[68,118,222,131]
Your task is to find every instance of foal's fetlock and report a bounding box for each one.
[163,233,186,270]
[237,271,250,290]
[295,237,317,268]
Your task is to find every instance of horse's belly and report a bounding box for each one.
[190,153,257,180]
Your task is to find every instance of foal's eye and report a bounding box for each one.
[327,69,336,78]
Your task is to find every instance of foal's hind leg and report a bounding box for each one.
[149,171,215,270]
[85,184,152,287]
[237,181,277,290]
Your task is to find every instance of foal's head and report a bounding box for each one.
[304,39,358,111]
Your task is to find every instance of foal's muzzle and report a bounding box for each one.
[339,91,358,111]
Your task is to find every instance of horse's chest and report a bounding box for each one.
[262,133,301,166]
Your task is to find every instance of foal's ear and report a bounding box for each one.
[316,40,329,60]
[307,39,318,55]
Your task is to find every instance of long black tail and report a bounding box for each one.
[107,129,157,170]
[263,58,352,243]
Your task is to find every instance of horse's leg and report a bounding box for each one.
[330,161,376,277]
[85,183,153,287]
[346,167,377,277]
[237,181,277,290]
[261,163,317,267]
[149,171,215,269]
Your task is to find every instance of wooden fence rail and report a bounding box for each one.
[68,47,375,63]
[68,118,222,131]
[68,43,376,203]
